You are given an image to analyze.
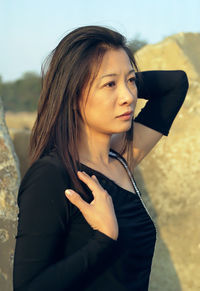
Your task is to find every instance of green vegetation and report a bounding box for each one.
[0,72,41,112]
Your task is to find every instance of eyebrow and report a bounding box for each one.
[100,69,135,79]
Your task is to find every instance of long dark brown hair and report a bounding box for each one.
[29,25,138,199]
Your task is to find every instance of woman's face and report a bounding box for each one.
[78,48,138,136]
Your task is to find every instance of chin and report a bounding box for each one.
[123,119,133,130]
[114,122,133,134]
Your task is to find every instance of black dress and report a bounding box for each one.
[13,149,156,291]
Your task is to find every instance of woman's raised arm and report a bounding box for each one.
[111,70,189,167]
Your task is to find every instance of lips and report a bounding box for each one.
[117,110,133,118]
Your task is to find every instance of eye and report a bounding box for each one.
[105,81,116,88]
[128,76,136,84]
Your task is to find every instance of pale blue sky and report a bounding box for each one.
[1,0,200,81]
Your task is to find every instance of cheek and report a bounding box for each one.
[80,89,115,121]
[133,87,138,105]
[87,95,107,111]
[79,99,99,122]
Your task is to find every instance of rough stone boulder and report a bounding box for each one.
[5,111,35,178]
[134,33,200,291]
[8,128,31,179]
[0,97,20,291]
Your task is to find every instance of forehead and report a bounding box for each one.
[95,48,133,77]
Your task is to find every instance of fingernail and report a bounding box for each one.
[77,171,85,175]
[65,190,72,195]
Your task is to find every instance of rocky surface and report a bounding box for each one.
[0,97,20,291]
[134,32,200,291]
[9,128,31,179]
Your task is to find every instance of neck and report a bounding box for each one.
[78,125,112,167]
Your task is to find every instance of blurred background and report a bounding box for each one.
[0,0,200,290]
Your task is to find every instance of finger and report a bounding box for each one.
[77,171,103,193]
[91,175,102,186]
[78,171,99,185]
[65,189,89,212]
[92,175,98,182]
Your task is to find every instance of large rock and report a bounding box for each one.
[5,111,35,178]
[0,97,20,291]
[134,33,200,291]
[135,32,200,80]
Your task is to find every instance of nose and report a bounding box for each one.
[118,84,137,106]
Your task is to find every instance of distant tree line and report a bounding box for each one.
[0,72,41,112]
[0,36,147,112]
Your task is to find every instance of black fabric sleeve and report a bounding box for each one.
[13,159,116,291]
[134,70,189,135]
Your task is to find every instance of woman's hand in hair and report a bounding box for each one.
[65,171,119,241]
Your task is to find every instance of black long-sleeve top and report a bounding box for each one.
[14,149,156,291]
[13,71,189,291]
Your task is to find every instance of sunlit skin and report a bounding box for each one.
[78,48,138,168]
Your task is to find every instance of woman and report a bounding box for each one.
[13,26,188,290]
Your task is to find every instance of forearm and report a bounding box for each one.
[135,70,189,135]
[14,231,115,291]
